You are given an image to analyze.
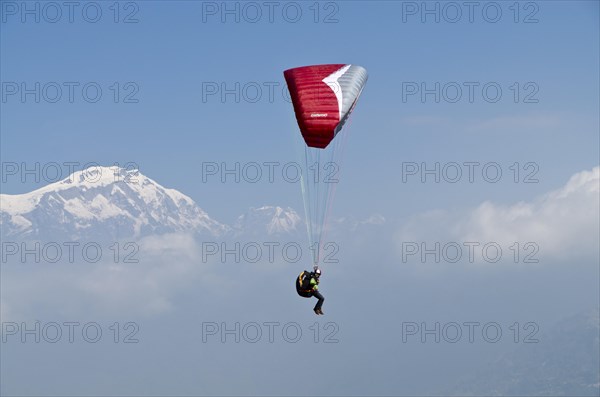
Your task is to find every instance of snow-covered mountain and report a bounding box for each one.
[233,206,303,237]
[0,167,228,240]
[0,166,381,242]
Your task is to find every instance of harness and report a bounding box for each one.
[297,271,312,293]
[297,270,320,297]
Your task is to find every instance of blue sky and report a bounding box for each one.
[1,1,599,395]
[2,1,598,222]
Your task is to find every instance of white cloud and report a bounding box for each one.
[0,233,208,321]
[396,167,599,264]
[0,231,302,321]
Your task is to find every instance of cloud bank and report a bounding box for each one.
[396,166,599,264]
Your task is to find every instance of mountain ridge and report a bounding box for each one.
[0,167,301,240]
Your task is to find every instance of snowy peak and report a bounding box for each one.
[234,206,302,236]
[49,166,194,207]
[333,213,386,231]
[0,166,227,240]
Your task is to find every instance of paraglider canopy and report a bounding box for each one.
[284,64,368,149]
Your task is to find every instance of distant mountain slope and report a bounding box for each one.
[1,166,384,244]
[233,206,302,237]
[0,167,228,240]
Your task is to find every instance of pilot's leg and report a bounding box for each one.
[312,290,324,314]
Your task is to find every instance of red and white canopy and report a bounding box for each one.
[284,64,368,148]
